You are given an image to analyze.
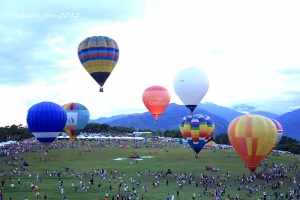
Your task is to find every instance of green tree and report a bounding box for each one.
[215,133,230,145]
[156,129,164,137]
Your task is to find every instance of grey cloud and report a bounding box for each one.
[275,68,300,75]
[0,0,147,86]
[282,90,300,96]
[239,91,300,115]
[231,104,256,112]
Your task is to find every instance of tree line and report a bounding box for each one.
[1,124,299,154]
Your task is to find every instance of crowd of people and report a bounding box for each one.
[0,138,299,199]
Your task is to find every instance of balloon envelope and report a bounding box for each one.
[78,36,119,92]
[62,103,90,142]
[173,68,209,113]
[187,140,207,154]
[270,119,283,145]
[26,101,67,149]
[179,114,215,154]
[266,119,283,155]
[142,85,170,122]
[179,115,189,138]
[228,115,277,172]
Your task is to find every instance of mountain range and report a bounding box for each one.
[90,102,300,141]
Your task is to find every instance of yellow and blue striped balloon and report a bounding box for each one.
[78,36,119,92]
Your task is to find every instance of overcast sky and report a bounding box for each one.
[1,0,300,127]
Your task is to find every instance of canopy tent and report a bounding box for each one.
[204,141,216,149]
[56,135,145,140]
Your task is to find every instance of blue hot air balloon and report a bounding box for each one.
[26,101,67,150]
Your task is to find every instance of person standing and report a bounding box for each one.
[44,194,47,199]
[166,193,170,200]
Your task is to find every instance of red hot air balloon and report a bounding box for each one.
[142,85,170,123]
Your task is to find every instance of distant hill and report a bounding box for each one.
[93,103,229,136]
[197,102,243,122]
[89,114,140,124]
[90,103,300,141]
[275,108,300,141]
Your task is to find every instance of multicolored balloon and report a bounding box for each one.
[228,115,277,172]
[26,101,67,150]
[179,114,215,154]
[266,119,283,155]
[270,119,283,145]
[173,68,209,113]
[62,103,90,142]
[179,115,189,139]
[142,85,170,123]
[78,36,119,92]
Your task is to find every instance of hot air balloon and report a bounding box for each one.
[179,114,215,154]
[179,115,189,139]
[142,85,170,123]
[26,101,67,150]
[78,36,119,92]
[62,103,90,142]
[228,115,277,172]
[270,119,283,145]
[173,68,209,114]
[267,119,283,155]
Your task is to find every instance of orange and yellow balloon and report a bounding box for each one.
[228,115,277,172]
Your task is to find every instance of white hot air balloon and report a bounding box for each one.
[173,68,209,113]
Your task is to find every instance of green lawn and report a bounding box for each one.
[0,143,299,200]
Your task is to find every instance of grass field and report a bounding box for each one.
[0,142,299,200]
